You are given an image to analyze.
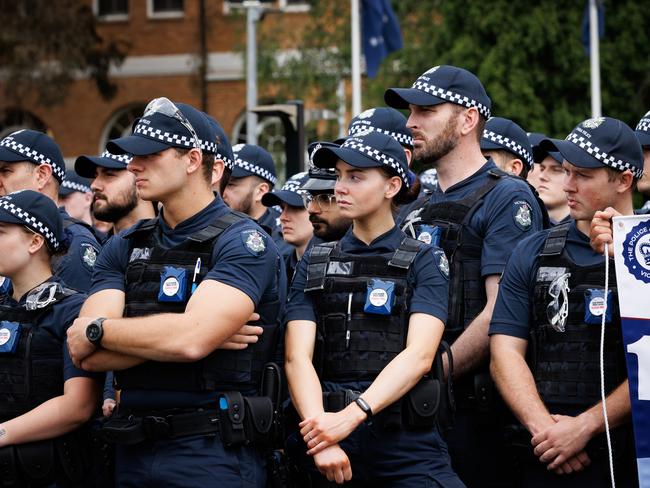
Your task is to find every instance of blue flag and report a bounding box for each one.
[581,0,605,56]
[361,0,403,78]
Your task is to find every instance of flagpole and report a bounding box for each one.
[351,0,362,117]
[589,0,601,117]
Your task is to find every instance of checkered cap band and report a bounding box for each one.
[217,152,234,170]
[340,139,409,188]
[133,122,216,153]
[0,199,59,250]
[281,175,308,195]
[636,117,650,133]
[234,158,277,185]
[483,130,533,167]
[61,180,91,193]
[566,133,644,178]
[420,169,438,186]
[411,80,491,119]
[349,125,413,147]
[100,150,132,164]
[0,137,65,182]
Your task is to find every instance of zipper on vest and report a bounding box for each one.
[345,292,352,350]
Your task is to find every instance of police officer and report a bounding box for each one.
[59,169,94,226]
[223,143,280,233]
[0,190,101,486]
[302,142,353,243]
[480,116,534,178]
[490,116,640,487]
[285,131,463,486]
[261,172,313,283]
[0,129,102,291]
[66,98,286,487]
[204,114,236,195]
[385,64,545,487]
[75,150,156,237]
[528,132,571,225]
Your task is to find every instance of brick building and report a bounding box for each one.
[0,0,311,177]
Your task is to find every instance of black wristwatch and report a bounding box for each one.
[355,397,373,418]
[86,317,107,347]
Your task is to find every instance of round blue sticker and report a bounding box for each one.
[622,220,650,284]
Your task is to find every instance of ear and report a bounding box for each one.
[35,164,54,190]
[617,170,634,194]
[459,107,480,137]
[385,176,402,200]
[508,159,524,177]
[211,159,225,189]
[403,147,413,166]
[255,181,270,201]
[27,232,46,255]
[185,148,203,175]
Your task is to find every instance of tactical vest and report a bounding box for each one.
[0,285,77,422]
[116,212,280,393]
[402,169,548,343]
[530,223,626,407]
[305,237,422,381]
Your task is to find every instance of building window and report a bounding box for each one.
[223,0,309,15]
[94,0,129,21]
[147,0,184,19]
[100,104,147,153]
[0,108,47,140]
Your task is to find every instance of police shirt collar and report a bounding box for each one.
[158,196,228,237]
[441,158,496,195]
[342,224,402,254]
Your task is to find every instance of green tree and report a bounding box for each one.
[0,0,127,106]
[257,0,650,139]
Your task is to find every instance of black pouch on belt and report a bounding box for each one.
[15,440,56,485]
[243,397,274,448]
[218,391,247,447]
[402,376,441,429]
[100,416,145,445]
[0,445,20,487]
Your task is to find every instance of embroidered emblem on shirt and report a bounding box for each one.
[513,201,532,231]
[81,244,98,268]
[434,249,450,279]
[242,229,267,256]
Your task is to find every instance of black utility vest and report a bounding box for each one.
[305,237,422,382]
[117,212,280,393]
[530,223,626,407]
[0,286,77,422]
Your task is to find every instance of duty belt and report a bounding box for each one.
[101,408,220,445]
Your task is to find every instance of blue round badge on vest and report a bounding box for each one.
[241,229,267,257]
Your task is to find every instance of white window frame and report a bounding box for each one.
[93,0,129,22]
[223,0,310,15]
[146,0,185,20]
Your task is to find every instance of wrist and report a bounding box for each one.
[86,317,107,347]
[347,402,368,425]
[578,410,600,437]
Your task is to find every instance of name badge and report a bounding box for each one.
[0,321,21,354]
[364,279,395,315]
[417,225,440,247]
[584,289,612,325]
[158,266,187,303]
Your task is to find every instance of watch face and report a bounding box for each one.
[87,323,101,342]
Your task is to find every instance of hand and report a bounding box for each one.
[551,450,591,475]
[102,399,117,417]
[312,444,352,484]
[532,414,594,470]
[67,317,98,367]
[589,208,620,256]
[300,404,366,456]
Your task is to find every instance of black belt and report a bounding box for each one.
[101,408,220,445]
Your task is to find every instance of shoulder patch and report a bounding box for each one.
[433,249,449,279]
[241,229,267,256]
[513,200,533,231]
[81,243,99,268]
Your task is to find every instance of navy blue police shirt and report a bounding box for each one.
[489,220,603,340]
[54,208,102,292]
[1,276,98,383]
[286,224,449,326]
[399,159,544,278]
[89,196,286,409]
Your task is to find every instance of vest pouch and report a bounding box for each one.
[364,279,395,315]
[402,377,440,429]
[100,416,146,445]
[158,266,187,303]
[243,396,274,448]
[55,430,91,484]
[218,391,247,447]
[15,440,55,485]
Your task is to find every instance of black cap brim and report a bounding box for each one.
[539,138,605,170]
[480,139,507,152]
[75,155,127,178]
[0,146,27,163]
[313,146,382,170]
[107,135,171,156]
[301,177,336,191]
[384,87,446,110]
[261,190,303,208]
[0,208,28,226]
[636,131,650,148]
[532,146,563,165]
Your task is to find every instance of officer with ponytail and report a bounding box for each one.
[284,130,463,486]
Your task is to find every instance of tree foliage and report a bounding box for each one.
[257,0,650,138]
[0,0,127,106]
